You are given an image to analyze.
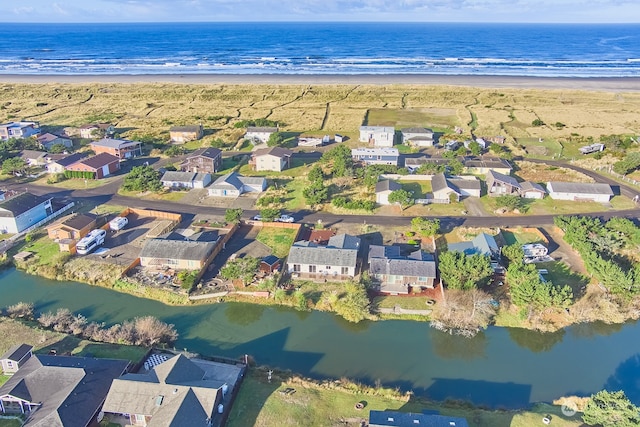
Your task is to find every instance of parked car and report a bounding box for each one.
[276,214,295,223]
[109,216,128,231]
[251,215,263,221]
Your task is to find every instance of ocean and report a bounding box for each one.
[0,22,639,77]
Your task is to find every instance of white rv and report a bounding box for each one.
[76,229,107,255]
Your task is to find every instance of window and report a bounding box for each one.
[293,264,300,272]
[6,360,14,368]
[326,266,331,270]
[341,267,349,275]
[308,265,316,273]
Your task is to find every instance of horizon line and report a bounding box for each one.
[1,20,640,25]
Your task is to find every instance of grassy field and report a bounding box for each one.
[32,174,119,190]
[256,227,298,257]
[480,195,635,216]
[500,229,544,245]
[0,419,22,427]
[373,295,434,310]
[227,368,583,427]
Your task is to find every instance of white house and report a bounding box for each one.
[0,191,53,234]
[0,121,40,141]
[352,147,399,166]
[519,181,547,199]
[401,127,434,147]
[547,181,614,202]
[245,126,278,144]
[359,126,395,147]
[375,180,401,205]
[287,234,361,280]
[208,172,267,197]
[252,147,293,172]
[160,171,212,189]
[431,173,481,202]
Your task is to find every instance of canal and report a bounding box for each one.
[1,268,639,408]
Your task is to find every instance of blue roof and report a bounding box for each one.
[448,232,499,257]
[369,410,469,427]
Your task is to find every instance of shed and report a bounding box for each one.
[260,255,281,273]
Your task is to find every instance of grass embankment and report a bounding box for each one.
[227,367,583,427]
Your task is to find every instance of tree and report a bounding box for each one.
[2,157,27,176]
[495,194,523,211]
[164,145,185,157]
[438,251,493,290]
[225,208,243,224]
[613,152,640,175]
[220,256,260,285]
[431,289,497,336]
[47,143,68,154]
[267,132,286,147]
[322,145,353,177]
[468,141,482,156]
[303,181,328,205]
[416,162,446,175]
[388,189,414,209]
[133,316,179,347]
[583,390,640,427]
[411,217,440,237]
[121,165,162,192]
[447,159,464,176]
[259,208,280,222]
[501,244,524,266]
[307,165,323,182]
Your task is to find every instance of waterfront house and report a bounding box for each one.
[161,171,212,189]
[19,150,48,167]
[46,213,97,240]
[352,147,399,166]
[0,344,33,375]
[401,127,434,147]
[369,410,469,427]
[251,146,293,172]
[368,245,437,294]
[0,191,53,234]
[0,121,40,141]
[448,232,501,261]
[431,173,481,202]
[486,170,521,196]
[0,349,128,426]
[287,234,361,281]
[375,179,401,205]
[36,132,73,151]
[180,147,222,174]
[90,138,143,159]
[547,181,614,203]
[245,126,278,144]
[208,172,267,197]
[169,124,204,143]
[65,153,121,179]
[102,354,229,427]
[78,123,114,139]
[519,181,547,199]
[45,152,87,174]
[359,126,395,147]
[139,234,220,271]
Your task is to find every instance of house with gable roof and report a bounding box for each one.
[36,133,73,151]
[180,147,223,174]
[78,123,115,139]
[368,245,437,294]
[287,234,361,280]
[519,181,547,199]
[90,138,143,159]
[161,171,212,189]
[0,344,33,375]
[486,170,521,196]
[448,232,501,261]
[401,127,434,147]
[0,191,53,234]
[352,147,399,166]
[251,147,293,172]
[375,179,402,205]
[45,152,88,174]
[359,126,395,147]
[169,124,204,143]
[431,173,481,202]
[547,181,614,203]
[65,152,120,179]
[244,126,278,144]
[207,172,266,197]
[0,121,40,141]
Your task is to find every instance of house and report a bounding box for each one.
[352,147,399,166]
[0,191,53,234]
[431,173,481,202]
[180,147,223,174]
[102,354,232,427]
[65,153,120,179]
[260,255,281,273]
[448,232,501,260]
[287,234,361,280]
[161,171,212,189]
[0,350,128,426]
[45,152,87,174]
[19,150,48,167]
[169,124,204,143]
[46,213,97,240]
[486,170,520,196]
[0,344,33,375]
[519,181,547,199]
[404,156,449,173]
[547,181,614,202]
[484,135,506,144]
[0,121,40,141]
[208,172,267,197]
[375,179,402,205]
[251,147,293,172]
[368,245,437,294]
[463,157,512,175]
[445,141,460,151]
[139,234,220,270]
[36,133,73,151]
[401,127,434,147]
[579,143,605,154]
[359,126,395,147]
[78,123,114,139]
[90,138,143,159]
[369,410,469,427]
[245,126,278,144]
[470,137,490,150]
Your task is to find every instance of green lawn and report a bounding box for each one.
[239,158,313,178]
[500,229,544,246]
[535,261,589,291]
[256,227,298,258]
[0,418,23,427]
[480,195,635,216]
[373,296,435,310]
[33,174,119,190]
[367,108,459,129]
[0,374,9,387]
[400,180,433,198]
[21,235,61,265]
[281,178,308,211]
[516,137,563,159]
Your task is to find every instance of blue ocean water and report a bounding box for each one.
[0,22,639,77]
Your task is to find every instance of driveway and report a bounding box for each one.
[463,197,488,216]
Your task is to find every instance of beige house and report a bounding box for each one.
[139,235,220,270]
[169,124,204,143]
[252,147,293,172]
[0,344,33,375]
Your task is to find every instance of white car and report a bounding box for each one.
[252,215,263,221]
[109,216,128,231]
[276,214,295,223]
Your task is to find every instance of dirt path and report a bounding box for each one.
[542,226,588,275]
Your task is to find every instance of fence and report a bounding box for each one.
[594,166,640,188]
[415,198,450,205]
[120,207,182,222]
[13,201,76,240]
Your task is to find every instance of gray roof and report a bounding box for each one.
[246,126,278,133]
[56,213,97,230]
[193,173,210,183]
[72,152,120,170]
[449,178,481,191]
[103,355,221,427]
[487,170,520,188]
[187,147,222,160]
[288,234,360,268]
[369,410,469,427]
[0,192,50,218]
[170,125,202,132]
[520,181,546,193]
[464,157,512,170]
[90,138,141,149]
[431,173,457,194]
[20,150,48,160]
[140,238,218,262]
[401,127,433,134]
[210,172,266,191]
[375,179,401,193]
[0,343,32,362]
[37,133,70,144]
[404,156,449,167]
[448,232,499,258]
[253,146,293,158]
[368,246,436,278]
[0,354,128,427]
[547,181,614,195]
[161,171,197,183]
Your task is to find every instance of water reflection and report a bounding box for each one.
[224,302,265,326]
[570,320,627,339]
[429,328,486,360]
[604,353,640,404]
[508,327,565,353]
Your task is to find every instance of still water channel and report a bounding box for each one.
[1,268,639,408]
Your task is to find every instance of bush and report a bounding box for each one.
[532,119,545,126]
[332,197,375,211]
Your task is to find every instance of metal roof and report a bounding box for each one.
[547,181,614,195]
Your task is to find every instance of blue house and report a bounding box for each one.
[352,147,399,166]
[447,232,500,260]
[0,191,53,234]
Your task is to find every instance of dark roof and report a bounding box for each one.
[431,173,454,194]
[161,171,197,183]
[0,354,128,427]
[0,192,50,218]
[170,125,202,132]
[52,152,88,167]
[547,181,614,195]
[375,179,401,193]
[140,238,218,262]
[261,255,280,266]
[253,146,293,158]
[72,152,120,170]
[187,147,221,160]
[288,234,360,268]
[368,246,436,278]
[404,156,449,168]
[463,157,512,170]
[0,343,33,362]
[59,213,97,230]
[37,133,70,144]
[369,410,469,427]
[487,170,520,188]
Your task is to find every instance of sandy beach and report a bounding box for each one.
[3,73,640,92]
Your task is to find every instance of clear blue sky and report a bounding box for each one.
[1,0,639,23]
